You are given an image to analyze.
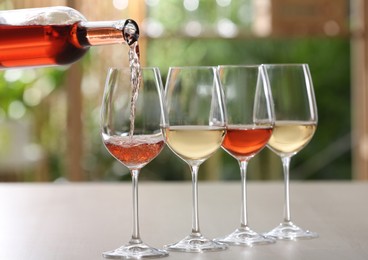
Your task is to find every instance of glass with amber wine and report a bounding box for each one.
[215,65,275,246]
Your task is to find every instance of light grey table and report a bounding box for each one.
[0,181,367,260]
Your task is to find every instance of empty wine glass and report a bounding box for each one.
[101,67,168,258]
[162,66,228,252]
[215,65,275,246]
[264,64,319,240]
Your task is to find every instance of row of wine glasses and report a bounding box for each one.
[100,64,318,259]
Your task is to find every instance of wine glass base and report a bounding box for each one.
[265,221,318,240]
[215,227,276,246]
[164,233,228,253]
[103,242,168,259]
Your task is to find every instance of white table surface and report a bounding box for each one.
[0,181,367,260]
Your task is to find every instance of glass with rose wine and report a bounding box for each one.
[100,67,168,258]
[162,66,228,252]
[264,64,318,240]
[215,65,275,246]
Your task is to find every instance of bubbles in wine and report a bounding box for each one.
[106,134,164,147]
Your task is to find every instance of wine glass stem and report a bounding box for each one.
[281,156,291,223]
[239,160,249,228]
[190,165,201,235]
[130,169,142,243]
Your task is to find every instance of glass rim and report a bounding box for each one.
[168,66,217,69]
[107,66,160,70]
[262,63,309,67]
[218,64,262,68]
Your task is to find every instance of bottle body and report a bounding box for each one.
[0,6,138,69]
[0,22,89,68]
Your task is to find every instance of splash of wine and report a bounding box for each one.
[128,41,141,139]
[123,19,141,140]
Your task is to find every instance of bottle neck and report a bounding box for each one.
[79,20,139,47]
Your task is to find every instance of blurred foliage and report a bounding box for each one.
[0,67,68,180]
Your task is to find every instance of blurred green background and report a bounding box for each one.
[0,0,352,182]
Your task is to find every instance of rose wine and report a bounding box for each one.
[103,134,164,168]
[0,23,89,68]
[222,125,273,159]
[267,121,316,156]
[128,41,141,138]
[164,126,226,162]
[0,19,139,68]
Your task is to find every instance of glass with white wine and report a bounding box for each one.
[162,66,228,252]
[264,64,318,240]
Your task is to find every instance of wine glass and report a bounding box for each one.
[101,67,168,258]
[215,65,275,246]
[264,64,319,240]
[162,66,228,252]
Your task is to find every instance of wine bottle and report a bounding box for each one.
[0,6,139,69]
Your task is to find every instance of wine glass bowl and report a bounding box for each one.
[101,67,168,258]
[215,65,275,246]
[264,64,318,240]
[162,66,228,252]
